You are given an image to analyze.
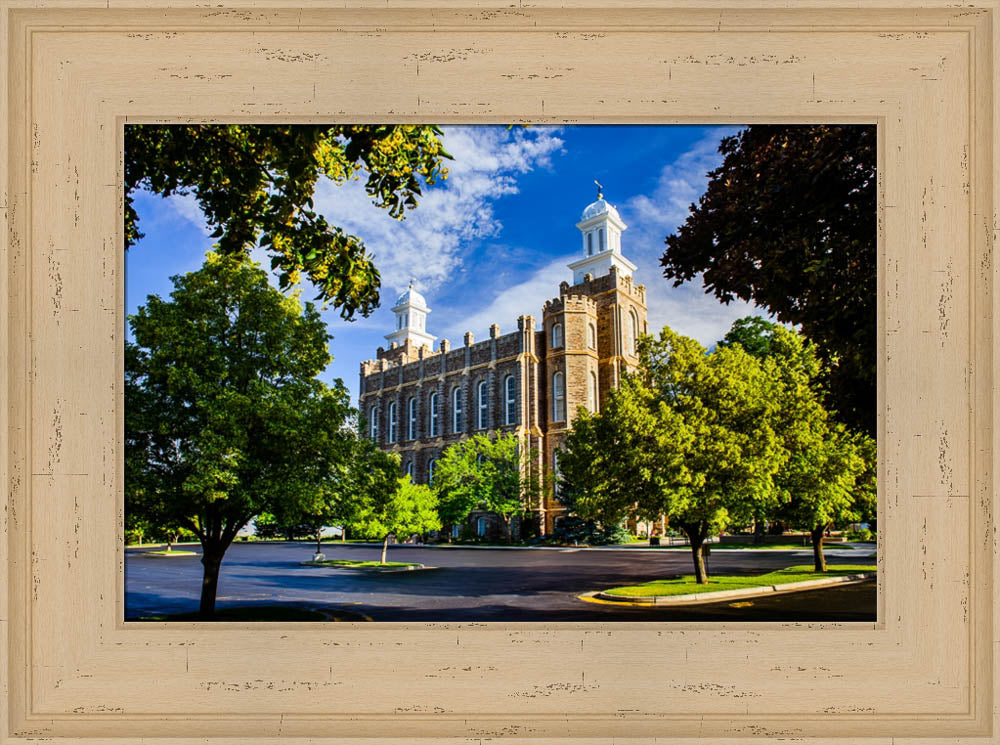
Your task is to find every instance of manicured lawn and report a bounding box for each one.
[136,606,328,621]
[302,559,420,568]
[624,539,855,550]
[602,564,876,597]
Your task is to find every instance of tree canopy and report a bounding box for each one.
[125,251,357,616]
[125,124,451,320]
[350,475,441,564]
[434,433,531,542]
[661,125,876,435]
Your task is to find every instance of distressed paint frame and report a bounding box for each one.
[0,2,997,743]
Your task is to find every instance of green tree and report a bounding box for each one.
[776,422,870,571]
[720,316,877,569]
[350,475,441,564]
[125,252,355,617]
[661,125,876,436]
[434,433,531,543]
[125,124,450,319]
[562,328,785,583]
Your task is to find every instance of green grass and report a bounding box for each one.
[602,564,877,598]
[303,559,420,568]
[136,606,328,622]
[624,539,854,550]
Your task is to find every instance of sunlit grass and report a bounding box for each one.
[603,564,876,597]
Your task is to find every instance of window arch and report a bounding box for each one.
[477,380,488,429]
[387,401,397,443]
[551,322,563,348]
[599,227,605,251]
[552,371,565,421]
[407,396,417,440]
[369,405,379,441]
[429,392,439,437]
[504,374,517,425]
[629,309,639,356]
[588,322,597,349]
[405,461,414,479]
[589,371,598,413]
[452,385,463,433]
[428,458,437,485]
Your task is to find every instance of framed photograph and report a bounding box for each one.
[1,1,996,743]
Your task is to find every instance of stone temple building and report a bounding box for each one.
[358,192,648,536]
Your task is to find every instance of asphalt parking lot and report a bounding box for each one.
[125,541,877,622]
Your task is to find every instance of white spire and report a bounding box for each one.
[385,280,436,348]
[567,187,636,284]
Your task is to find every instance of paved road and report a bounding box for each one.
[125,541,876,622]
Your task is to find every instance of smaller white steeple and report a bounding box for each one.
[567,182,637,284]
[385,279,437,349]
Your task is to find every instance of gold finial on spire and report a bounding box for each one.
[594,179,604,200]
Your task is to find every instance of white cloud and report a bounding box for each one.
[312,125,564,300]
[162,191,213,236]
[440,255,572,340]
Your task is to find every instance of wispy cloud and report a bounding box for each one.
[313,125,564,300]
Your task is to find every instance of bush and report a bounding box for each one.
[551,516,631,545]
[845,528,874,542]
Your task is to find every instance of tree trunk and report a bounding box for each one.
[502,517,512,545]
[342,526,347,542]
[166,532,174,552]
[199,547,224,618]
[811,524,827,572]
[380,534,390,564]
[680,523,708,583]
[753,512,766,545]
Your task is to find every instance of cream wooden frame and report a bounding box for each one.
[1,1,996,743]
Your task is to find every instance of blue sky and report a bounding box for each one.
[126,125,762,404]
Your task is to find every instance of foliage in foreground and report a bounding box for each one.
[126,252,364,616]
[126,124,451,320]
[661,125,876,436]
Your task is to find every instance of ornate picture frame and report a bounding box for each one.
[1,2,996,742]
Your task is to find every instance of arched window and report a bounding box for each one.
[588,371,598,413]
[477,380,488,429]
[553,449,563,496]
[369,405,378,441]
[405,461,414,479]
[429,392,439,437]
[629,309,639,355]
[387,401,397,443]
[505,374,517,425]
[588,323,597,349]
[552,371,565,421]
[428,458,437,485]
[599,227,606,251]
[452,385,463,433]
[551,322,563,348]
[407,396,417,440]
[586,232,593,255]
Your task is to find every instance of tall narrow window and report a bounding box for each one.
[588,371,598,413]
[505,374,517,425]
[599,228,605,251]
[552,372,565,421]
[629,309,639,355]
[369,405,378,441]
[387,401,397,443]
[428,458,437,485]
[452,385,463,433]
[429,392,439,437]
[406,461,414,479]
[477,380,488,429]
[407,396,417,440]
[587,232,593,255]
[553,449,562,481]
[588,323,597,349]
[552,323,563,348]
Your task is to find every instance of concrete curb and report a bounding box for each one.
[594,572,876,606]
